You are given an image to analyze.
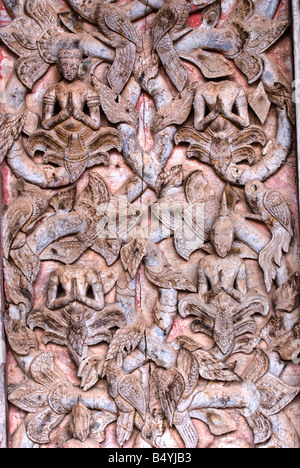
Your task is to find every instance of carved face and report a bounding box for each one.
[211,216,234,258]
[59,57,81,82]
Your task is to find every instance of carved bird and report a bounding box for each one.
[96,1,141,94]
[152,0,191,91]
[103,311,147,446]
[3,179,51,259]
[245,180,293,292]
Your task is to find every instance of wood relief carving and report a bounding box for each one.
[0,0,299,449]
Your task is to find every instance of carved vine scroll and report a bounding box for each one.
[0,0,299,449]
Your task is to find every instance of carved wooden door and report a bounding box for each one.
[0,0,299,449]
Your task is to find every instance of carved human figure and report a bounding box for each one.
[27,49,122,183]
[194,80,249,134]
[42,49,101,132]
[179,188,269,355]
[47,265,105,311]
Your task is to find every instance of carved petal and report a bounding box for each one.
[41,239,88,264]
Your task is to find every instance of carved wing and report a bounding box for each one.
[159,369,185,426]
[151,84,197,134]
[194,349,240,382]
[0,106,27,163]
[103,4,141,47]
[92,75,139,128]
[176,348,199,399]
[118,374,147,419]
[264,189,293,236]
[227,0,255,23]
[153,4,178,48]
[242,349,269,384]
[105,316,145,362]
[75,172,110,217]
[3,197,33,258]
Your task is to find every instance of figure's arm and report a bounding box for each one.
[221,263,247,302]
[221,87,249,128]
[194,91,218,132]
[198,263,209,298]
[76,271,105,311]
[42,90,72,131]
[47,273,74,310]
[73,92,101,131]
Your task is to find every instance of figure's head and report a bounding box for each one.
[210,187,235,258]
[57,49,83,82]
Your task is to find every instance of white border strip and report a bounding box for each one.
[292,0,300,206]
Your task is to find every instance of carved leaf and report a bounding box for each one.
[16,53,50,90]
[0,17,41,56]
[264,82,295,125]
[91,238,121,266]
[190,408,237,436]
[151,84,196,134]
[40,239,88,264]
[92,75,139,128]
[3,258,34,311]
[105,314,145,364]
[246,410,273,445]
[3,197,33,258]
[71,397,91,442]
[264,189,293,236]
[30,353,67,389]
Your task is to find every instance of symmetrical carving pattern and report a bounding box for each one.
[0,0,299,449]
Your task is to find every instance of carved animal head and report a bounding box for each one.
[210,188,235,258]
[245,180,265,212]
